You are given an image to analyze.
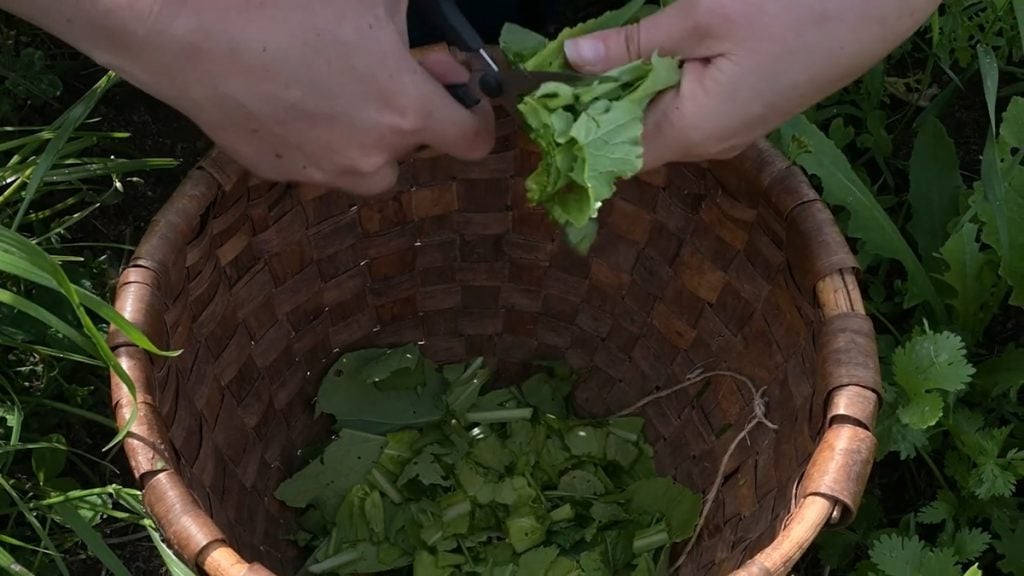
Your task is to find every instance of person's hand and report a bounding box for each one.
[563,0,941,169]
[3,0,495,195]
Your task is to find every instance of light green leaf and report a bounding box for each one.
[891,327,975,429]
[626,477,701,541]
[909,116,963,268]
[519,0,648,72]
[779,115,946,320]
[499,23,548,66]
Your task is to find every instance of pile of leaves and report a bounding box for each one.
[275,345,702,575]
[498,0,680,252]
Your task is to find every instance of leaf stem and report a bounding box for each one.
[916,446,952,494]
[465,408,534,424]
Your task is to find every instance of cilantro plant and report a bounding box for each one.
[775,3,1024,572]
[498,0,680,253]
[276,345,702,576]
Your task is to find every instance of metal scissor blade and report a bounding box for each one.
[501,69,617,98]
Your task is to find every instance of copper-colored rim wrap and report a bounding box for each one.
[108,100,880,575]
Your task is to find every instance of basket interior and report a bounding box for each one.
[136,122,831,575]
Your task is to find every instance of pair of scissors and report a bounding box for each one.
[412,0,610,112]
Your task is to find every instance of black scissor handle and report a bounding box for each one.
[412,0,503,109]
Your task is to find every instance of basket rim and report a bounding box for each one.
[107,136,881,576]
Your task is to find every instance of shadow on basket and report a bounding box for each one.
[107,101,882,576]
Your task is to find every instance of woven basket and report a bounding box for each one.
[108,99,882,576]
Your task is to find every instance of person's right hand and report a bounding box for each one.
[5,0,495,195]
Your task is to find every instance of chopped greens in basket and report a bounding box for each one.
[276,345,701,575]
[498,1,682,253]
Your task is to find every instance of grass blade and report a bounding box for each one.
[0,543,35,576]
[0,477,69,576]
[10,72,118,231]
[0,287,97,356]
[49,502,131,576]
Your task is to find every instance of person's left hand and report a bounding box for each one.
[562,0,941,169]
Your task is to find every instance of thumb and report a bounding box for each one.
[564,3,710,73]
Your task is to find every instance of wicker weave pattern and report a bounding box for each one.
[110,104,878,576]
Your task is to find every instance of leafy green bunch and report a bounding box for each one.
[498,0,681,253]
[275,345,702,576]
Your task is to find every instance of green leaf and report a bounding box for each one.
[937,222,1001,343]
[499,24,548,66]
[891,327,975,429]
[274,429,387,511]
[518,0,648,72]
[953,527,991,563]
[397,450,451,489]
[975,347,1024,399]
[975,97,1024,307]
[869,535,961,576]
[626,478,702,541]
[50,502,131,576]
[779,115,946,320]
[521,372,573,419]
[994,520,1024,575]
[558,470,607,497]
[978,44,999,135]
[316,348,446,433]
[445,357,488,418]
[30,433,66,485]
[909,116,963,268]
[518,545,559,574]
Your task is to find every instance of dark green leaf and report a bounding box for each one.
[909,116,963,269]
[626,478,701,541]
[50,502,130,576]
[979,44,999,134]
[31,433,66,485]
[317,349,446,433]
[274,429,386,510]
[778,115,946,319]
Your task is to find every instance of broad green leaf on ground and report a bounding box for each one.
[779,115,946,320]
[909,116,963,269]
[273,429,386,511]
[891,327,974,429]
[975,97,1024,307]
[938,222,1001,344]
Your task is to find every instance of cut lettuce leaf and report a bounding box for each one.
[500,6,681,253]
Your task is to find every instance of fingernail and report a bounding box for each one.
[565,37,604,69]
